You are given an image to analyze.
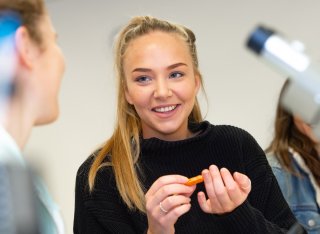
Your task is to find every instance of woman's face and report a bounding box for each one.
[33,14,65,125]
[293,116,320,143]
[123,31,200,141]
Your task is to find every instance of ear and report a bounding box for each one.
[14,26,39,69]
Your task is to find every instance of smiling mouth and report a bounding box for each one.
[153,105,178,113]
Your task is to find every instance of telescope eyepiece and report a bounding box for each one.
[246,25,275,55]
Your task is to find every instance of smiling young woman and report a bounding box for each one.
[74,15,303,234]
[123,31,201,141]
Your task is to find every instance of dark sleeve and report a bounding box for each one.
[73,156,139,234]
[212,128,305,233]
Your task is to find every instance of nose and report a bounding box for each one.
[154,79,172,99]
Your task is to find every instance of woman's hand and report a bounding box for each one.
[145,175,196,234]
[197,165,251,215]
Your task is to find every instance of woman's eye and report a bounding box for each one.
[170,72,183,79]
[135,76,151,83]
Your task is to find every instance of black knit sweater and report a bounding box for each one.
[74,121,298,233]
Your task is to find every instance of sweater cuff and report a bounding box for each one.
[202,200,256,233]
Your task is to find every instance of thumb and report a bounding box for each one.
[234,172,251,193]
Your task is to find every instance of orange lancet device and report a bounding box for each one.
[185,175,204,186]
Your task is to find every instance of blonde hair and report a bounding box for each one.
[89,15,204,213]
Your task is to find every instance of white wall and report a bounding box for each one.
[25,0,320,233]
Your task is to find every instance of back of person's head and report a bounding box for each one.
[0,0,65,143]
[0,0,45,45]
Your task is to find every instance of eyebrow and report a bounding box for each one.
[131,62,188,73]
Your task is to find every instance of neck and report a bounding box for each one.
[1,100,34,150]
[142,121,193,141]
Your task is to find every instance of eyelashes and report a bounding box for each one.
[170,72,184,79]
[134,76,151,83]
[134,71,185,84]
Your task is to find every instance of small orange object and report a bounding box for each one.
[185,175,204,186]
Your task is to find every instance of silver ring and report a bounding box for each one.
[159,201,168,213]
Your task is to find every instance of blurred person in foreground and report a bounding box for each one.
[0,0,65,233]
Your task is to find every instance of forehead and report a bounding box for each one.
[124,31,191,67]
[127,31,186,51]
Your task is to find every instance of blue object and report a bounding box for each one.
[0,10,21,38]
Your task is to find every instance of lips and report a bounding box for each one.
[152,104,178,113]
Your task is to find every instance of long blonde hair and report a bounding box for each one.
[89,16,204,213]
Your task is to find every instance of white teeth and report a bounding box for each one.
[154,105,176,113]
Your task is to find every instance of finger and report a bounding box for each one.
[209,165,230,206]
[197,191,211,213]
[163,203,192,223]
[202,167,222,210]
[182,184,196,197]
[156,184,195,200]
[202,169,216,200]
[146,175,189,198]
[148,183,195,211]
[160,195,191,214]
[233,172,251,194]
[220,168,242,203]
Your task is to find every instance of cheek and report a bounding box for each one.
[176,83,198,101]
[52,48,65,78]
[125,87,149,107]
[58,49,66,76]
[125,90,133,105]
[124,84,135,104]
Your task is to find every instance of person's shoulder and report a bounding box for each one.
[74,152,95,195]
[265,153,293,183]
[266,152,283,169]
[207,122,264,156]
[76,151,97,178]
[208,122,254,140]
[212,124,248,133]
[75,149,114,191]
[76,150,106,181]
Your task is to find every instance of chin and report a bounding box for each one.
[35,109,59,126]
